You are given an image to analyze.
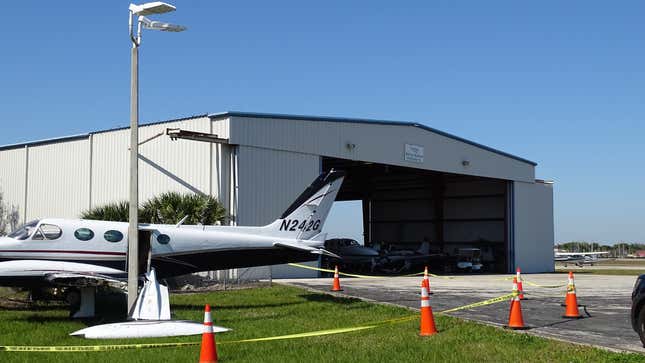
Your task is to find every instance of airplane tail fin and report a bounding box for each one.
[262,170,345,240]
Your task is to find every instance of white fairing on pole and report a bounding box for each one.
[130,268,170,320]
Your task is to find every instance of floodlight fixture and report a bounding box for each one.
[139,16,186,32]
[129,2,176,16]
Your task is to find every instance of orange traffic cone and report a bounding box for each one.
[506,277,527,329]
[516,267,526,300]
[199,304,218,363]
[331,265,343,292]
[422,266,433,294]
[563,271,583,319]
[419,280,438,336]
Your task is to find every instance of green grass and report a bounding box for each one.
[556,269,645,276]
[0,285,642,362]
[594,259,645,266]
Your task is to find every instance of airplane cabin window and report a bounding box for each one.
[104,230,124,243]
[75,228,95,241]
[157,234,170,245]
[40,224,63,240]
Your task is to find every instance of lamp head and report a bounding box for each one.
[139,16,186,32]
[129,2,176,16]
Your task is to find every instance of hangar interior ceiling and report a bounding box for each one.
[323,157,509,273]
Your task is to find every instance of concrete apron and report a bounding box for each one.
[280,273,644,354]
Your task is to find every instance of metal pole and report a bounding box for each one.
[127,40,140,314]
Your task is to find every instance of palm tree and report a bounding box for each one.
[80,193,227,225]
[80,201,130,222]
[140,192,227,225]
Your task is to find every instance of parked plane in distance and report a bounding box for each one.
[0,170,344,317]
[554,251,610,267]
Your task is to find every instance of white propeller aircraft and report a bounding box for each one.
[0,170,345,319]
[554,251,610,267]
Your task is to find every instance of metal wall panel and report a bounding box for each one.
[0,148,27,221]
[91,116,214,207]
[236,146,320,278]
[236,146,319,226]
[26,139,90,220]
[229,116,535,182]
[513,181,555,273]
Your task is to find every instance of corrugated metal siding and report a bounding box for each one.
[236,146,319,226]
[91,116,214,207]
[0,148,27,219]
[27,139,90,220]
[235,146,320,278]
[229,116,534,182]
[211,118,231,207]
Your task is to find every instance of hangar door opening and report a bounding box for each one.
[323,157,510,274]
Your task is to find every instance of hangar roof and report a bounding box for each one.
[0,111,535,166]
[210,111,536,166]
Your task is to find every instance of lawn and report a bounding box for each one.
[0,285,642,363]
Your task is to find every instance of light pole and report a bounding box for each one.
[127,2,186,314]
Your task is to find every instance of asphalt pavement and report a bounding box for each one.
[281,273,644,354]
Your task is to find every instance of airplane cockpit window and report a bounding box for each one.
[7,220,39,240]
[31,224,63,240]
[104,230,124,243]
[74,228,95,241]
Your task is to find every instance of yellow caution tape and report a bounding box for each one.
[438,293,514,314]
[0,316,416,352]
[0,342,199,352]
[523,281,567,289]
[0,291,517,353]
[287,263,455,280]
[288,263,380,279]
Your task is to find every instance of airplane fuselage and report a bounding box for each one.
[0,218,318,285]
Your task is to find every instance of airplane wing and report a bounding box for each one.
[45,272,127,290]
[273,241,341,259]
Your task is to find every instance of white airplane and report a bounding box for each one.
[0,170,345,318]
[554,251,610,267]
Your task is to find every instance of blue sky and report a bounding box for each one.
[0,1,643,244]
